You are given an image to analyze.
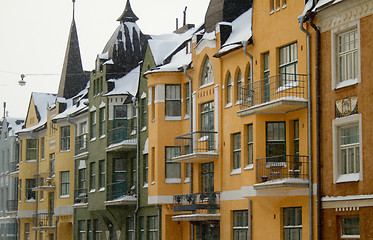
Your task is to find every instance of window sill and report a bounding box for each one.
[184,115,190,120]
[143,183,148,189]
[60,150,70,153]
[90,138,96,142]
[199,82,214,89]
[336,173,360,183]
[184,178,190,183]
[225,103,232,109]
[89,189,96,193]
[98,187,105,192]
[244,164,254,170]
[335,78,358,90]
[40,199,44,202]
[99,135,106,139]
[165,116,182,121]
[60,195,70,199]
[25,160,37,163]
[25,199,36,203]
[141,126,147,132]
[230,168,241,175]
[235,100,242,106]
[269,10,274,15]
[165,178,181,184]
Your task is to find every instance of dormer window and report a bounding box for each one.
[201,57,214,87]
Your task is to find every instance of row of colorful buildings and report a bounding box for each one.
[0,0,372,239]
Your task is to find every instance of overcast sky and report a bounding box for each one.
[0,0,210,118]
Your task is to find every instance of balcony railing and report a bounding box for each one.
[6,200,18,212]
[8,161,19,173]
[74,188,88,204]
[173,192,220,214]
[107,126,137,146]
[33,213,56,229]
[75,134,88,156]
[255,155,309,183]
[174,131,218,156]
[33,173,55,191]
[240,73,307,110]
[106,181,128,201]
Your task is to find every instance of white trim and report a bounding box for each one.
[99,101,106,108]
[141,92,147,99]
[165,116,182,121]
[54,205,74,216]
[154,84,165,103]
[148,195,174,204]
[90,105,96,112]
[165,178,181,184]
[230,168,241,175]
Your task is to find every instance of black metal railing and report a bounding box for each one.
[75,134,88,155]
[173,192,220,214]
[9,161,19,173]
[33,173,53,188]
[106,181,128,201]
[240,73,307,109]
[255,155,309,183]
[6,200,18,212]
[174,131,218,156]
[107,126,137,146]
[33,213,56,228]
[74,188,88,204]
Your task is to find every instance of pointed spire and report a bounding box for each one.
[117,0,139,23]
[57,0,88,99]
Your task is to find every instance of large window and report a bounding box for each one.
[60,171,70,196]
[127,217,134,240]
[185,82,190,116]
[60,126,70,151]
[141,97,147,129]
[99,108,105,137]
[99,160,105,189]
[165,84,181,117]
[263,52,270,102]
[144,154,148,184]
[93,219,102,240]
[226,73,233,105]
[40,137,45,160]
[78,220,86,240]
[338,28,359,83]
[233,210,248,240]
[90,111,96,139]
[148,216,159,240]
[165,147,181,181]
[266,122,286,162]
[24,223,30,240]
[283,207,302,240]
[340,125,360,175]
[90,162,96,191]
[26,139,37,161]
[247,124,253,165]
[201,57,214,86]
[78,168,86,190]
[236,70,244,102]
[232,133,241,170]
[279,42,298,86]
[25,179,36,201]
[341,217,360,239]
[201,102,214,132]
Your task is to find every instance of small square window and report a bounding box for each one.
[341,217,360,239]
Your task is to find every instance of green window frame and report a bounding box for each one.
[233,210,248,240]
[185,82,190,116]
[78,220,86,240]
[141,97,147,129]
[144,154,148,184]
[148,216,159,240]
[127,217,134,240]
[279,42,298,86]
[266,122,286,162]
[341,217,360,239]
[60,126,70,151]
[93,219,102,240]
[60,171,69,196]
[233,133,241,170]
[283,207,302,240]
[26,139,37,161]
[25,179,36,201]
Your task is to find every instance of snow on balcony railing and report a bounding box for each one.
[174,131,218,156]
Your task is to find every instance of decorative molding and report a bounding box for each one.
[335,96,358,118]
[318,0,373,32]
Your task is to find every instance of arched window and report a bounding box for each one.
[236,70,243,102]
[226,73,232,105]
[201,57,214,86]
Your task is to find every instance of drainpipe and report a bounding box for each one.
[298,14,313,240]
[309,12,321,240]
[133,97,140,240]
[182,65,194,240]
[242,41,254,105]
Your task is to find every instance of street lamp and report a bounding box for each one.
[18,74,26,86]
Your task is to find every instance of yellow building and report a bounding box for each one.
[146,0,316,239]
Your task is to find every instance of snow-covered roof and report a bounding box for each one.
[104,65,140,97]
[6,117,24,136]
[53,99,87,121]
[301,0,344,16]
[221,8,253,48]
[147,47,192,73]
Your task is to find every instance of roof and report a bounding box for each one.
[104,65,140,97]
[117,0,139,23]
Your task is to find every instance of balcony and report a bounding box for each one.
[172,131,219,163]
[74,134,88,159]
[6,200,18,213]
[172,192,221,222]
[32,173,55,192]
[105,181,136,206]
[106,126,137,152]
[73,188,88,208]
[33,213,56,230]
[8,161,19,177]
[237,73,308,117]
[254,155,309,190]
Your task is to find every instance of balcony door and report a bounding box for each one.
[201,102,214,151]
[266,122,286,163]
[113,105,127,142]
[113,158,127,199]
[201,162,214,193]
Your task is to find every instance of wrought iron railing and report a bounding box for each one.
[33,213,56,228]
[240,73,307,109]
[6,200,18,212]
[174,131,218,156]
[255,155,309,183]
[106,181,128,201]
[75,134,88,155]
[9,161,19,173]
[173,192,220,214]
[74,188,88,204]
[107,126,137,146]
[33,173,53,188]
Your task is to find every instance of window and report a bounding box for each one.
[93,219,102,240]
[90,111,96,139]
[266,122,286,162]
[141,97,147,129]
[87,220,92,240]
[78,220,86,240]
[114,105,127,129]
[185,163,191,181]
[19,179,21,201]
[338,28,359,83]
[131,157,136,188]
[165,84,181,117]
[201,102,214,132]
[50,153,55,176]
[99,108,105,137]
[139,217,145,240]
[341,217,360,239]
[60,126,70,151]
[25,179,36,201]
[247,124,253,165]
[24,223,30,240]
[279,42,298,87]
[165,147,181,181]
[40,137,45,160]
[236,70,244,102]
[78,121,88,150]
[78,168,86,190]
[90,162,96,191]
[26,139,37,161]
[263,52,270,102]
[99,160,105,189]
[270,0,274,12]
[127,217,134,240]
[294,120,299,157]
[144,154,148,184]
[60,171,70,196]
[201,57,214,86]
[283,207,302,240]
[226,73,233,105]
[185,82,190,116]
[148,216,158,240]
[233,133,241,170]
[233,210,248,240]
[333,114,361,183]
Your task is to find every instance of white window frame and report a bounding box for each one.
[331,21,361,90]
[332,114,362,183]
